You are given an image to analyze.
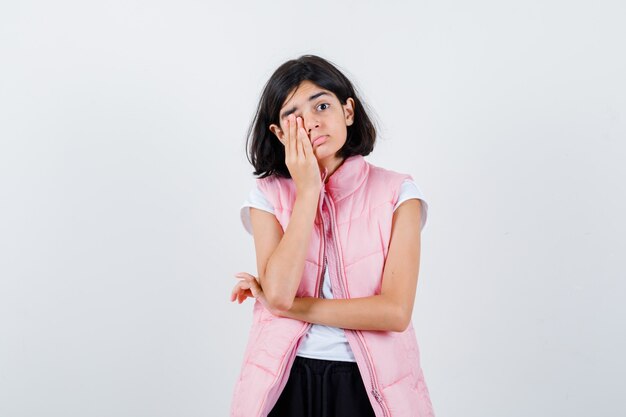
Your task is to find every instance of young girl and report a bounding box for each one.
[229,55,435,417]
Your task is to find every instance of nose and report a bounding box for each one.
[304,115,320,135]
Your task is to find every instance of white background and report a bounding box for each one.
[1,1,624,416]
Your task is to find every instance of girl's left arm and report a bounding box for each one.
[282,199,423,332]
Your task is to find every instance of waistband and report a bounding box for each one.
[292,355,359,375]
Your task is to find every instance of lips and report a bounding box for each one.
[312,135,328,147]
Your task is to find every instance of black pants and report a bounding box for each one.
[268,355,377,417]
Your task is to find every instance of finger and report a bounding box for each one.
[238,291,247,303]
[296,117,305,157]
[299,119,314,157]
[282,118,290,158]
[231,283,245,301]
[288,114,297,159]
[235,272,259,284]
[238,288,254,303]
[240,289,253,300]
[234,273,255,284]
[231,285,240,300]
[246,282,260,298]
[231,286,242,301]
[241,280,256,295]
[234,284,252,303]
[231,278,252,295]
[238,281,252,290]
[245,275,260,288]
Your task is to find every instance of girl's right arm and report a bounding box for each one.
[249,189,318,311]
[250,114,321,312]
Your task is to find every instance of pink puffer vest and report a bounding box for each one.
[231,155,435,417]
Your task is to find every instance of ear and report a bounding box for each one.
[343,98,355,126]
[269,123,285,144]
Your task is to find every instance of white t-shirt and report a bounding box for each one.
[239,178,429,362]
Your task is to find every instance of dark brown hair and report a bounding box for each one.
[245,55,377,178]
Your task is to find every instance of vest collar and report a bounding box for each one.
[321,155,369,201]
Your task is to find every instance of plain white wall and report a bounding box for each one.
[1,1,624,416]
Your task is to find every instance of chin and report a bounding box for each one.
[313,147,336,161]
[314,153,332,163]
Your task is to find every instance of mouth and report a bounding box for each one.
[312,135,328,147]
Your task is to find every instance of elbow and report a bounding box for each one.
[263,284,295,312]
[391,307,411,333]
[261,265,296,313]
[267,293,293,313]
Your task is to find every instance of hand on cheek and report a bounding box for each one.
[272,116,313,149]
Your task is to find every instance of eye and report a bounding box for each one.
[317,103,330,111]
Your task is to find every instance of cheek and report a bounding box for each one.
[333,113,347,126]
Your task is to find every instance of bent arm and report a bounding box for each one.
[250,189,319,312]
[281,199,423,332]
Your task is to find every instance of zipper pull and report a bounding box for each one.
[371,389,383,403]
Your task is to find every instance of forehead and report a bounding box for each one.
[280,80,336,109]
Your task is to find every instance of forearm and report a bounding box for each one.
[281,295,407,332]
[262,190,319,310]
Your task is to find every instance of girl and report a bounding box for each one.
[229,55,435,417]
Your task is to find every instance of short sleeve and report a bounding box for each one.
[393,179,429,231]
[239,183,275,235]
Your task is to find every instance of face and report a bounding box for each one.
[269,80,355,169]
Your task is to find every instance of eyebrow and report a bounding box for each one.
[279,91,330,120]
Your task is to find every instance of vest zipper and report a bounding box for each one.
[320,194,391,417]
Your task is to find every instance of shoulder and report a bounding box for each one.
[393,178,429,231]
[363,161,414,203]
[366,161,411,180]
[256,174,296,211]
[366,161,413,191]
[365,161,429,230]
[239,181,276,235]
